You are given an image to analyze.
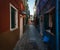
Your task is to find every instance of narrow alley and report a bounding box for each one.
[14,23,45,50]
[0,0,60,50]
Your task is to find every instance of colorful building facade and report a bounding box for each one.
[0,0,26,50]
[35,0,56,50]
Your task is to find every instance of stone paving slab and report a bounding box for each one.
[14,24,46,50]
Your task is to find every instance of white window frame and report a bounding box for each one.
[10,3,18,31]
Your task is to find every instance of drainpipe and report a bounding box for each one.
[56,0,59,50]
[40,15,44,36]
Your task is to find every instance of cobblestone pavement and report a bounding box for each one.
[14,24,46,50]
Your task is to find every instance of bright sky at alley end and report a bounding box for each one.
[28,0,35,15]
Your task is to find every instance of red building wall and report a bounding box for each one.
[0,0,10,32]
[0,0,19,33]
[0,0,25,50]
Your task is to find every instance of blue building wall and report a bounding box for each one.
[35,0,57,50]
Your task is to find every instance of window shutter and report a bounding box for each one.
[11,7,16,28]
[44,14,49,29]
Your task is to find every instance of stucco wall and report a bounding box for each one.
[0,29,19,50]
[0,0,20,50]
[0,0,19,33]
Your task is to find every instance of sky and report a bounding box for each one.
[28,0,35,15]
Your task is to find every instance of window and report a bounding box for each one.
[10,3,18,31]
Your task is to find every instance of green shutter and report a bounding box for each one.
[11,7,16,28]
[44,14,49,29]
